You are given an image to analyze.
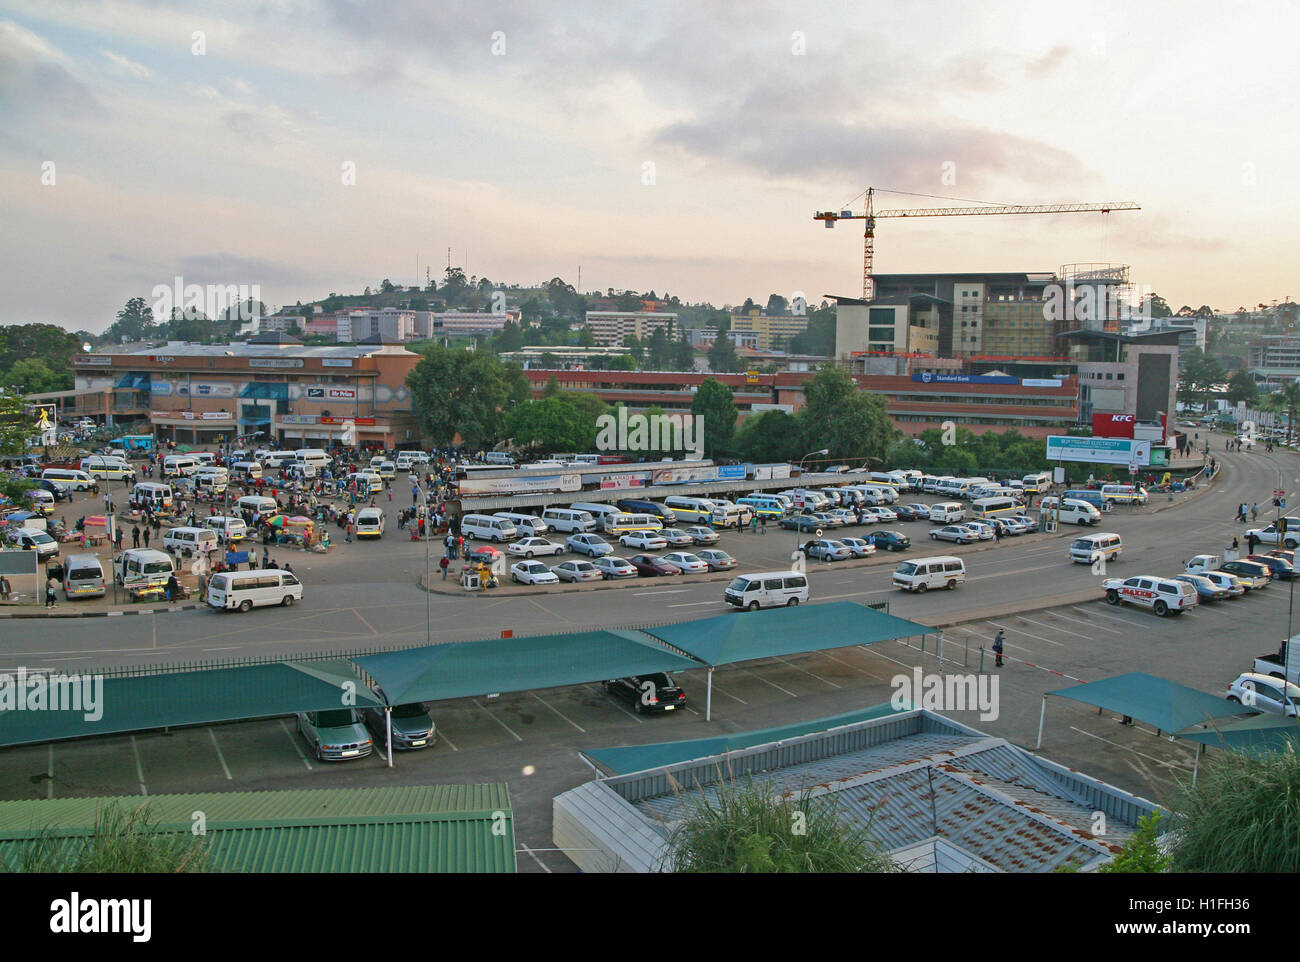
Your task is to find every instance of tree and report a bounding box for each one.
[607,354,637,371]
[795,366,895,462]
[507,393,607,453]
[735,410,803,463]
[380,278,395,293]
[646,327,674,369]
[1225,370,1258,405]
[0,392,37,456]
[668,778,897,873]
[1148,293,1173,318]
[691,378,738,459]
[1098,814,1170,874]
[542,375,561,397]
[3,358,61,395]
[0,323,80,380]
[441,267,468,307]
[106,297,155,343]
[407,346,516,449]
[707,334,742,373]
[671,336,696,372]
[576,326,596,348]
[765,293,789,316]
[622,334,644,366]
[494,321,525,354]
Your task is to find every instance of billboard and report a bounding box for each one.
[911,373,1017,385]
[1045,435,1151,466]
[1091,413,1135,439]
[459,473,582,496]
[651,466,718,485]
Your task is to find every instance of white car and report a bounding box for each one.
[961,520,997,540]
[863,506,898,522]
[620,531,669,550]
[566,533,613,557]
[696,549,737,571]
[838,537,877,558]
[1199,570,1247,597]
[1102,575,1198,616]
[553,560,602,582]
[1226,673,1300,716]
[592,557,638,580]
[508,537,565,558]
[684,525,720,545]
[930,525,978,545]
[510,560,559,585]
[661,551,709,573]
[659,528,695,546]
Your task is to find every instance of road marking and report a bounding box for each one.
[818,649,883,678]
[1067,726,1190,771]
[772,654,842,688]
[129,735,147,796]
[633,589,690,596]
[281,718,313,770]
[736,666,799,697]
[984,621,1065,648]
[518,842,553,873]
[529,692,586,733]
[596,686,646,722]
[208,727,232,780]
[474,698,523,741]
[1081,606,1156,630]
[1016,615,1090,638]
[706,681,748,705]
[667,600,720,608]
[1050,609,1122,634]
[203,646,241,652]
[437,731,458,751]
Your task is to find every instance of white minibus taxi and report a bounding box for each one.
[207,570,303,612]
[1038,497,1102,526]
[460,514,518,542]
[541,508,597,533]
[928,502,966,524]
[62,554,106,599]
[493,513,548,536]
[893,556,966,592]
[723,571,810,610]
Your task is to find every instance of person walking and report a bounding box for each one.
[760,516,767,535]
[992,629,1005,668]
[1252,503,1259,521]
[114,526,123,551]
[132,524,140,549]
[0,575,11,602]
[142,526,150,548]
[439,555,450,580]
[45,575,58,608]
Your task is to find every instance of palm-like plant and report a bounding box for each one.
[1283,381,1300,445]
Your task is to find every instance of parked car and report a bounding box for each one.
[1218,559,1273,589]
[553,560,602,582]
[362,702,436,750]
[1225,672,1300,717]
[567,533,613,557]
[961,519,997,540]
[1246,554,1297,581]
[619,531,669,550]
[837,537,877,558]
[696,549,737,571]
[868,530,911,552]
[893,504,928,521]
[827,508,859,526]
[628,554,681,576]
[510,560,559,585]
[1172,573,1230,603]
[1102,575,1198,616]
[930,525,977,545]
[658,528,695,547]
[295,709,373,762]
[507,537,566,558]
[809,511,843,528]
[603,673,687,714]
[778,514,822,532]
[684,525,721,545]
[592,556,638,580]
[801,539,852,562]
[1198,570,1247,597]
[863,506,898,522]
[660,551,709,573]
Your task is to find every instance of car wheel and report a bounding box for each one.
[916,582,928,593]
[525,551,534,559]
[493,534,501,543]
[511,574,519,584]
[1153,600,1169,616]
[239,600,252,612]
[281,594,294,607]
[947,579,959,590]
[786,597,799,607]
[747,600,760,611]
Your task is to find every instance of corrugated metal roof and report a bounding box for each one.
[0,784,514,873]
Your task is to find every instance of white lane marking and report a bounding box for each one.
[474,698,523,741]
[437,731,459,751]
[633,589,690,596]
[281,718,313,770]
[1079,606,1157,630]
[773,654,842,689]
[518,842,553,873]
[737,666,799,698]
[1067,726,1190,771]
[529,692,586,733]
[668,600,720,608]
[208,727,233,780]
[1049,610,1122,634]
[1016,615,1090,639]
[130,735,147,796]
[983,621,1065,648]
[817,649,884,679]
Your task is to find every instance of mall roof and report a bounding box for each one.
[82,340,416,359]
[0,784,515,873]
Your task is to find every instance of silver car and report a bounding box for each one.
[696,549,737,571]
[838,537,877,558]
[553,560,602,582]
[593,556,638,580]
[930,525,978,545]
[684,525,720,545]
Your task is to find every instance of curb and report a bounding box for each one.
[0,603,204,619]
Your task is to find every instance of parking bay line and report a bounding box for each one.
[1082,606,1167,630]
[1047,610,1122,634]
[818,649,888,680]
[633,589,690,596]
[529,692,586,733]
[732,666,799,698]
[594,685,646,722]
[981,621,1065,648]
[129,735,147,796]
[1066,726,1191,771]
[474,698,523,741]
[1014,615,1092,639]
[772,654,842,689]
[280,719,313,770]
[208,727,233,780]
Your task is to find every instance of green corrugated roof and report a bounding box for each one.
[0,784,514,873]
[583,702,909,774]
[1048,672,1252,733]
[641,601,934,667]
[0,660,384,748]
[355,630,700,705]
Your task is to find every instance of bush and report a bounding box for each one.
[1,802,212,873]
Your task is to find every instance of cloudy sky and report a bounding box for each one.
[2,0,1297,332]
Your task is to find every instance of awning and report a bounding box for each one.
[1045,672,1249,733]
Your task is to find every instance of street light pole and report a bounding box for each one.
[794,448,829,558]
[416,481,431,647]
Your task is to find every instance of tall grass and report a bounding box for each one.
[1169,744,1300,872]
[665,777,898,873]
[1,802,212,873]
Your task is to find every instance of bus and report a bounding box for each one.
[970,496,1021,520]
[602,513,664,536]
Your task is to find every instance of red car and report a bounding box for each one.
[628,554,681,577]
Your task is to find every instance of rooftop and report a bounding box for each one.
[80,340,417,360]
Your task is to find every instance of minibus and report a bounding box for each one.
[1069,532,1123,564]
[79,456,133,481]
[893,556,966,592]
[235,495,279,517]
[1022,472,1053,494]
[723,571,810,610]
[207,569,303,612]
[231,460,263,481]
[928,502,967,523]
[162,455,198,478]
[970,496,1021,520]
[355,507,385,538]
[1038,497,1102,526]
[1100,484,1148,505]
[132,482,174,511]
[483,452,516,465]
[202,515,247,543]
[541,508,597,533]
[460,514,519,542]
[615,499,678,525]
[62,554,106,599]
[603,513,663,535]
[162,526,220,557]
[736,495,786,519]
[570,502,623,523]
[115,549,174,589]
[1062,489,1107,510]
[493,512,548,536]
[41,468,98,492]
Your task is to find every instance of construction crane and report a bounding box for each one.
[814,187,1141,300]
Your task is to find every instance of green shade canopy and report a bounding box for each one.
[1047,672,1251,733]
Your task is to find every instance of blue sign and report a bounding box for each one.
[911,373,1019,385]
[717,464,748,481]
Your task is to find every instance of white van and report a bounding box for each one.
[235,495,279,517]
[231,461,264,481]
[355,507,385,538]
[261,451,298,468]
[132,482,174,511]
[207,569,303,612]
[1100,483,1148,505]
[893,555,967,592]
[928,502,966,524]
[461,513,519,542]
[1022,472,1053,494]
[483,451,516,465]
[80,456,133,481]
[62,554,105,599]
[162,455,198,478]
[163,526,219,557]
[569,502,622,523]
[115,548,174,588]
[541,507,597,534]
[292,449,329,468]
[1039,497,1102,526]
[192,466,229,492]
[347,472,383,495]
[723,571,810,610]
[1069,532,1123,565]
[27,489,56,516]
[191,452,217,466]
[202,515,248,543]
[41,468,99,492]
[493,512,548,536]
[662,496,720,524]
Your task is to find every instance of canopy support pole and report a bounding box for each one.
[706,667,713,722]
[1035,695,1047,750]
[386,707,393,768]
[1192,742,1203,785]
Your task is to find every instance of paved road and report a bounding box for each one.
[5,443,1295,672]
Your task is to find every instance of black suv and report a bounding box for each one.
[603,673,687,714]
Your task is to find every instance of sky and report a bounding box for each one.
[1,0,1297,333]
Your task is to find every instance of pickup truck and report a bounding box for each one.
[1185,554,1221,575]
[1254,638,1300,685]
[1245,520,1300,550]
[1102,575,1198,616]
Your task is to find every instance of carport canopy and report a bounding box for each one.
[1176,712,1300,754]
[640,601,934,667]
[354,629,701,706]
[0,659,384,748]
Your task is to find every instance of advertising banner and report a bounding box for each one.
[651,466,719,485]
[459,473,582,496]
[717,464,749,481]
[1045,435,1152,466]
[599,474,647,490]
[1091,413,1136,438]
[305,387,356,399]
[911,373,1018,385]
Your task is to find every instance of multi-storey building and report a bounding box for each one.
[728,310,810,350]
[337,309,414,343]
[1249,335,1300,388]
[583,311,677,347]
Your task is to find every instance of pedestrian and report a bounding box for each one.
[1231,536,1240,552]
[439,555,450,580]
[132,524,140,548]
[1252,503,1259,521]
[751,515,759,535]
[760,516,767,535]
[165,573,179,603]
[1247,533,1258,555]
[262,547,270,568]
[0,575,11,602]
[993,524,1001,544]
[142,526,150,548]
[993,628,1005,668]
[114,526,123,551]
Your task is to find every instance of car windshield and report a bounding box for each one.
[316,709,356,727]
[896,563,918,575]
[392,703,428,719]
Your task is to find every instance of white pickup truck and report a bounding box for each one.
[1245,520,1300,550]
[1102,575,1198,616]
[1254,638,1300,686]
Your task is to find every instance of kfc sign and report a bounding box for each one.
[1092,413,1135,438]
